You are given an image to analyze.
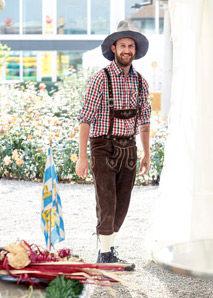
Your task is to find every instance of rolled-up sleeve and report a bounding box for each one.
[78,72,103,125]
[138,78,151,125]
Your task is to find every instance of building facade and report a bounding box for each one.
[0,0,164,83]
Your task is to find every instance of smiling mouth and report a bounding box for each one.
[122,55,132,58]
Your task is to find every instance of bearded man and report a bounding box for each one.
[76,21,151,269]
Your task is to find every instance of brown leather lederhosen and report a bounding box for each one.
[90,68,143,235]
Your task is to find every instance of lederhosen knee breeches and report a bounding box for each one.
[90,68,142,235]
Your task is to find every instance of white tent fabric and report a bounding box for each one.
[149,0,213,249]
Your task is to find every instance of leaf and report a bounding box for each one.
[45,276,83,298]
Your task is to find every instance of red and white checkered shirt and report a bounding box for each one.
[78,61,151,137]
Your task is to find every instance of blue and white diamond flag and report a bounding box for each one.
[41,146,65,250]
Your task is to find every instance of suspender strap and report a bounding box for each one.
[133,71,143,135]
[104,68,143,137]
[104,68,114,136]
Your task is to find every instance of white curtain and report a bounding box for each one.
[148,0,213,249]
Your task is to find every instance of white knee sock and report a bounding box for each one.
[99,234,113,253]
[110,232,117,248]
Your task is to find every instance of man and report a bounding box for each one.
[76,21,151,268]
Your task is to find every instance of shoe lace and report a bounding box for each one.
[100,252,112,263]
[111,246,127,263]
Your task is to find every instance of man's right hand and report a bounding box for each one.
[76,157,89,179]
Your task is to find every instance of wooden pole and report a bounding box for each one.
[49,210,52,252]
[49,140,53,252]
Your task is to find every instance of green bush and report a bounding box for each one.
[0,69,167,184]
[150,119,168,180]
[0,69,94,182]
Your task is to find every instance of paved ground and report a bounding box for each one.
[0,179,213,297]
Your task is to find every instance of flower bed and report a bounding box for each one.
[0,69,168,184]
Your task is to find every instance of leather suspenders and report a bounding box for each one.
[104,68,142,137]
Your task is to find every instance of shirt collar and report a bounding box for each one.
[110,60,137,77]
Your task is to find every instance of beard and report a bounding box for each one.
[115,52,135,67]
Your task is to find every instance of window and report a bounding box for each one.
[0,0,19,34]
[57,51,84,78]
[23,52,37,81]
[23,0,42,34]
[91,0,110,34]
[41,52,53,81]
[57,0,87,34]
[6,52,20,80]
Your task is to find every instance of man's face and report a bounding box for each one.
[111,38,136,67]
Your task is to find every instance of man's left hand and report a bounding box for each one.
[139,156,150,175]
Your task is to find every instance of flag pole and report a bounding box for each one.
[49,139,53,252]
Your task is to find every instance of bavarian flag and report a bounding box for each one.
[41,146,65,249]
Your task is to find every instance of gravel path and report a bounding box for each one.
[0,179,213,297]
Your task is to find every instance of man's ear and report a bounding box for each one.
[111,45,116,53]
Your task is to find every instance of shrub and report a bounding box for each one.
[0,69,95,182]
[0,69,167,184]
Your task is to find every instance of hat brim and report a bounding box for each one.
[101,30,149,61]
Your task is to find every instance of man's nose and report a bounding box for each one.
[124,47,131,53]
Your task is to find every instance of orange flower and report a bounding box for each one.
[27,134,32,139]
[3,156,11,166]
[11,116,17,123]
[39,83,46,90]
[54,120,61,126]
[74,125,79,132]
[48,135,54,141]
[55,131,60,137]
[151,129,157,138]
[69,133,75,139]
[70,153,78,163]
[12,149,19,160]
[37,121,43,126]
[8,117,16,124]
[16,158,24,166]
[36,148,42,153]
